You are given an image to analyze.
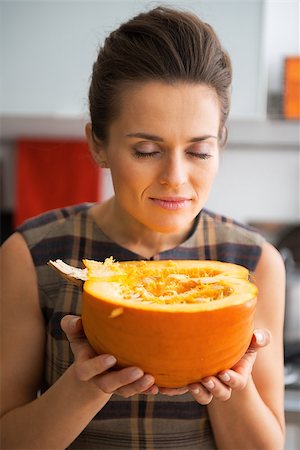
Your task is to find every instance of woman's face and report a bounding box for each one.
[99,81,221,234]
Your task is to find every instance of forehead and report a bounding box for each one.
[108,81,220,140]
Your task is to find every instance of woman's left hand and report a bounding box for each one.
[159,328,271,404]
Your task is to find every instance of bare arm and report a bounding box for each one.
[207,242,286,450]
[0,233,156,449]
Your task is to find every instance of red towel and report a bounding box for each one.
[15,139,100,227]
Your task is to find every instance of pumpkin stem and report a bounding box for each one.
[47,259,87,289]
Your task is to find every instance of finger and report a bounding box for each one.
[249,328,272,351]
[188,384,213,405]
[232,350,257,376]
[61,315,95,359]
[159,387,189,396]
[115,375,157,397]
[218,369,247,391]
[61,315,84,339]
[142,384,160,395]
[75,354,117,381]
[95,366,145,394]
[217,352,257,391]
[200,377,232,401]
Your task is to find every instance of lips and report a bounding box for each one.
[149,197,192,210]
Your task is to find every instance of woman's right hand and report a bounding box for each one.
[61,315,159,398]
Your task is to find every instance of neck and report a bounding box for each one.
[90,198,195,259]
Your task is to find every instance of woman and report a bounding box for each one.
[1,6,285,449]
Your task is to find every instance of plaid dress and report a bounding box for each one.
[17,203,264,449]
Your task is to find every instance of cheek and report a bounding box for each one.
[195,160,219,185]
[109,159,146,193]
[208,156,220,179]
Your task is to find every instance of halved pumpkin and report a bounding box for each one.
[82,259,257,388]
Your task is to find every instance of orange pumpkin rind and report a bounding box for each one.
[81,259,257,387]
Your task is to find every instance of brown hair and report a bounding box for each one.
[89,6,232,145]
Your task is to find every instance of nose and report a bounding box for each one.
[159,152,188,188]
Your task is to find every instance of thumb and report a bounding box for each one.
[61,315,83,336]
[249,329,272,350]
[61,314,96,360]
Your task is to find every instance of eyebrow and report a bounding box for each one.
[125,132,218,142]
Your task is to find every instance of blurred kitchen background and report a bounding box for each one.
[0,0,299,447]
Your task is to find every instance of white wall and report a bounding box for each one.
[206,147,300,223]
[1,0,298,119]
[264,0,300,92]
[1,0,293,120]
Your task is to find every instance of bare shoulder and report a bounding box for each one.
[1,233,46,416]
[254,241,285,325]
[1,231,38,284]
[1,232,41,313]
[255,240,285,284]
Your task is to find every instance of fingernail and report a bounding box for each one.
[190,387,200,394]
[130,368,144,379]
[71,317,80,328]
[103,355,117,367]
[140,375,154,387]
[151,386,159,395]
[203,380,215,390]
[219,372,230,382]
[255,331,265,344]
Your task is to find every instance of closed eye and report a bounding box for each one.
[133,141,161,158]
[187,152,212,160]
[133,149,160,158]
[186,141,215,160]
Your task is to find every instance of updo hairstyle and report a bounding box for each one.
[88,6,232,145]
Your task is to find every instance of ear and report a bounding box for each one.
[85,123,109,168]
[219,126,228,149]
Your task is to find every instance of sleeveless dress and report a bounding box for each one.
[16,203,264,449]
